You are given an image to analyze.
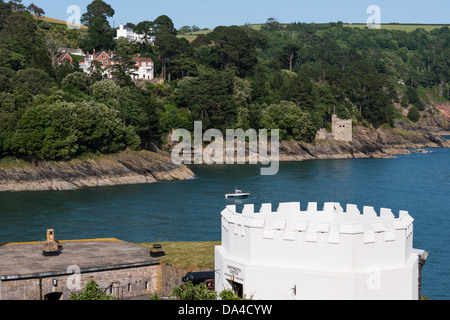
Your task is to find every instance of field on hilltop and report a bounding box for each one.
[344,23,448,32]
[32,14,87,29]
[178,23,449,41]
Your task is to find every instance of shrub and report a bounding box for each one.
[170,282,249,300]
[407,106,420,122]
[172,281,217,300]
[219,289,247,300]
[69,280,116,300]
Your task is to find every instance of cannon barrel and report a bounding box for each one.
[182,271,215,285]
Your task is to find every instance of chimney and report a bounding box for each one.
[47,229,55,242]
[42,229,60,256]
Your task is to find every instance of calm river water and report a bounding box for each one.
[0,144,449,299]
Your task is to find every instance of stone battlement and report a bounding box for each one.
[221,202,414,244]
[332,114,353,142]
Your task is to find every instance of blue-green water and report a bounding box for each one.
[0,147,449,299]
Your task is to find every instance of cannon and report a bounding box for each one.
[182,271,215,289]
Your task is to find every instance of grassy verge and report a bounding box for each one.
[138,241,220,271]
[0,156,32,169]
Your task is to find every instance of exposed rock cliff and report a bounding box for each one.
[166,126,449,163]
[279,126,450,161]
[0,150,194,192]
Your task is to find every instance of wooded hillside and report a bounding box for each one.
[1,0,449,161]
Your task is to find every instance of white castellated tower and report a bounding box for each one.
[214,202,427,300]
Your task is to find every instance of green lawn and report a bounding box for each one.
[138,241,220,271]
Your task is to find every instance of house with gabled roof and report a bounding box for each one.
[131,54,154,80]
[57,52,74,64]
[78,50,154,81]
[78,49,117,78]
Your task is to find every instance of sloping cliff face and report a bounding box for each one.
[0,150,194,192]
[279,126,450,161]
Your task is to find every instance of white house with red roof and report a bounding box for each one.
[131,54,154,80]
[78,50,154,80]
[79,49,116,77]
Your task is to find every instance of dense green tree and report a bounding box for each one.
[407,106,420,122]
[0,1,50,71]
[134,20,156,47]
[204,26,257,76]
[260,101,316,141]
[12,67,54,95]
[174,72,238,131]
[10,101,140,160]
[153,15,177,36]
[80,0,115,25]
[61,71,91,93]
[91,78,120,103]
[154,31,179,81]
[111,37,138,86]
[169,37,198,79]
[159,103,191,133]
[79,0,115,51]
[279,43,302,71]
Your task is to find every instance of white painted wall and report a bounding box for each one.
[115,24,148,43]
[215,202,423,300]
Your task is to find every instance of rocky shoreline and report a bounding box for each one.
[278,126,450,161]
[0,127,448,192]
[175,126,449,162]
[0,150,195,192]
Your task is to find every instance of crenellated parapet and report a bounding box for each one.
[221,202,413,243]
[220,202,415,271]
[216,201,425,300]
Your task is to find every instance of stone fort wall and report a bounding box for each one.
[316,114,353,142]
[0,262,188,300]
[0,264,160,300]
[332,114,353,142]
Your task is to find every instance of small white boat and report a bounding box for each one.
[225,189,250,199]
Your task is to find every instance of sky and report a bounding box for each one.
[21,0,450,30]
